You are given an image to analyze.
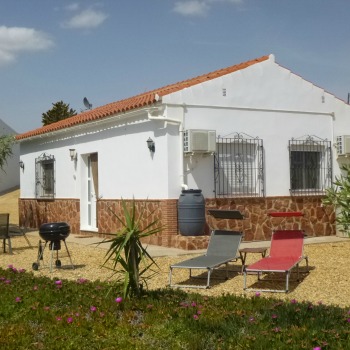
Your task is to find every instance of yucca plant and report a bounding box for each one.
[101,198,163,299]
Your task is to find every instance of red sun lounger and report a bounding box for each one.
[243,230,309,293]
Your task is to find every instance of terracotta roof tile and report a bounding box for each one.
[16,55,269,140]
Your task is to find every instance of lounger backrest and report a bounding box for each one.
[269,230,304,259]
[206,230,242,257]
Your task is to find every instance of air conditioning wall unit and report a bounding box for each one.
[336,135,350,155]
[184,129,216,153]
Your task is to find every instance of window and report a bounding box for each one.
[35,153,55,199]
[214,133,264,197]
[289,136,332,195]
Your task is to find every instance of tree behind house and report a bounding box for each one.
[42,101,77,126]
[0,135,15,172]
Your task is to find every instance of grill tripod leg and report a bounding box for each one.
[32,240,47,271]
[63,239,74,269]
[49,241,60,272]
[50,243,55,272]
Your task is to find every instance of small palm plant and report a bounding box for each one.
[101,198,163,299]
[323,164,350,237]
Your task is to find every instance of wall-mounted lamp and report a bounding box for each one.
[69,148,77,160]
[146,137,155,152]
[19,160,24,170]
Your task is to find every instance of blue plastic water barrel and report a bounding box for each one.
[178,189,206,236]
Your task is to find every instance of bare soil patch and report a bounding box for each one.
[0,188,19,224]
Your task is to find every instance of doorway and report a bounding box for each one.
[81,153,98,231]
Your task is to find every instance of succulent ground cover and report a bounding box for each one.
[1,265,350,350]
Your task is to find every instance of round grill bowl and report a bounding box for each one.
[39,222,70,241]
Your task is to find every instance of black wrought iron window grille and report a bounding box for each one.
[214,133,264,198]
[35,153,55,199]
[289,135,332,196]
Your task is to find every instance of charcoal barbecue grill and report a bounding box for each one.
[32,222,74,272]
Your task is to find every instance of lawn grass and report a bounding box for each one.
[0,265,349,350]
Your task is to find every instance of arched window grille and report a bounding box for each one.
[35,153,55,199]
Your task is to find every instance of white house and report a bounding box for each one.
[0,119,19,194]
[16,54,350,249]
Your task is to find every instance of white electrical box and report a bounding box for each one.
[336,135,350,155]
[184,129,216,153]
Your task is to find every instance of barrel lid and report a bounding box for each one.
[181,189,202,194]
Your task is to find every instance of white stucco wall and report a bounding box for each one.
[0,119,19,193]
[19,112,183,200]
[162,55,350,198]
[180,108,334,197]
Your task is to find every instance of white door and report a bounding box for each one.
[83,153,98,231]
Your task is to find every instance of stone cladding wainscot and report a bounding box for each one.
[18,198,80,233]
[206,196,336,242]
[19,195,336,251]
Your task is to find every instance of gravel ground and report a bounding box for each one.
[1,234,350,308]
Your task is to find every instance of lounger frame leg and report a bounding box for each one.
[286,271,290,292]
[206,270,212,288]
[169,267,173,287]
[169,263,237,289]
[3,237,12,254]
[190,267,213,288]
[169,267,213,289]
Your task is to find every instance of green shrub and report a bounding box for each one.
[0,266,349,349]
[323,164,350,237]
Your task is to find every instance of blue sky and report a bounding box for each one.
[1,0,350,133]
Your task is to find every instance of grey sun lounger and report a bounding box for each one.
[169,230,243,289]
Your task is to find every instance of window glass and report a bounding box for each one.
[289,137,332,195]
[290,151,321,190]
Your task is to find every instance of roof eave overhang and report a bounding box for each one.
[16,106,152,143]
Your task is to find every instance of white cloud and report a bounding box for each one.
[66,3,80,11]
[173,0,243,17]
[173,1,209,16]
[0,26,54,66]
[208,0,242,3]
[62,8,108,29]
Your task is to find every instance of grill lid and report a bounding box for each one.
[39,222,70,241]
